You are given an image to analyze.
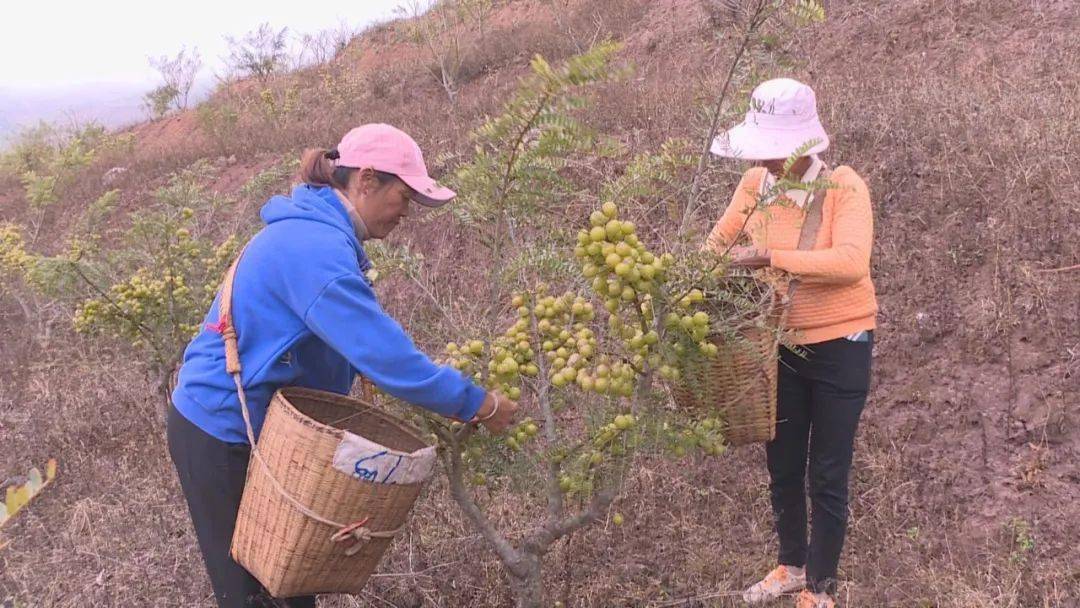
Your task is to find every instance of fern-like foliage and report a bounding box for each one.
[450,41,627,225]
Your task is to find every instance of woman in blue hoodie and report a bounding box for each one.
[168,124,519,608]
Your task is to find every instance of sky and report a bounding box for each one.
[0,0,405,89]
[0,0,414,142]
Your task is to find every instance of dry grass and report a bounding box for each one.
[2,0,1079,606]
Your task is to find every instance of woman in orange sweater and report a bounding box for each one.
[705,79,877,608]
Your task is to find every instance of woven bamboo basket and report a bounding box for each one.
[670,280,787,446]
[230,387,432,597]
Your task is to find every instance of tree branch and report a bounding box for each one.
[678,0,773,238]
[436,425,527,577]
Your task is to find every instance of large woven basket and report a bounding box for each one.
[670,285,787,446]
[230,387,433,597]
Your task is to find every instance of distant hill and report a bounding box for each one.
[0,79,214,147]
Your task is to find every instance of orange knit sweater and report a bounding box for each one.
[705,165,878,345]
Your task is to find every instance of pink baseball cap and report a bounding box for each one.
[335,123,456,207]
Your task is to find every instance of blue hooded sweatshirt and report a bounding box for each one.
[171,184,486,444]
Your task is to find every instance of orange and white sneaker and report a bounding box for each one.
[795,589,836,608]
[742,565,806,604]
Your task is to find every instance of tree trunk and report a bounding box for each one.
[510,553,544,608]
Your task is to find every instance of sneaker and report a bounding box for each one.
[795,589,836,608]
[742,565,806,604]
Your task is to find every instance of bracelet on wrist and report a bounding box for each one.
[477,393,500,422]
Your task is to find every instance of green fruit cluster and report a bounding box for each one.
[574,201,673,316]
[505,417,541,451]
[444,309,536,401]
[558,412,637,496]
[532,291,600,391]
[664,417,727,457]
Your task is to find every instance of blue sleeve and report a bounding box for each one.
[302,273,486,420]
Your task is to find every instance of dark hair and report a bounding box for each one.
[298,148,398,190]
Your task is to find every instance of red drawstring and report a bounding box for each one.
[206,317,229,334]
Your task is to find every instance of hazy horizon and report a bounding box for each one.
[0,0,407,144]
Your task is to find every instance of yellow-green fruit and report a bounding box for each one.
[605,220,623,240]
[589,226,607,242]
[509,386,522,399]
[621,287,636,301]
[621,221,635,234]
[693,311,709,326]
[590,211,607,227]
[614,262,630,276]
[605,253,622,269]
[615,242,632,257]
[612,513,625,526]
[602,201,618,217]
[525,423,539,436]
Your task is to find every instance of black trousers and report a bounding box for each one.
[167,405,316,608]
[767,334,872,594]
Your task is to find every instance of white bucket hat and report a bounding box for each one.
[710,78,829,161]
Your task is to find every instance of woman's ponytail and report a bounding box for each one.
[299,148,342,187]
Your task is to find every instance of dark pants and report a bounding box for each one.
[767,334,872,594]
[167,405,316,608]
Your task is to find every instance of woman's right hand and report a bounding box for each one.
[474,392,519,434]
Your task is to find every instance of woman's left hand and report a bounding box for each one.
[729,245,772,269]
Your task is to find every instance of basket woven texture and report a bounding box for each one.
[670,289,784,446]
[231,387,430,597]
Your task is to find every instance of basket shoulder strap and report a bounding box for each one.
[786,167,831,301]
[217,246,248,375]
[796,167,831,252]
